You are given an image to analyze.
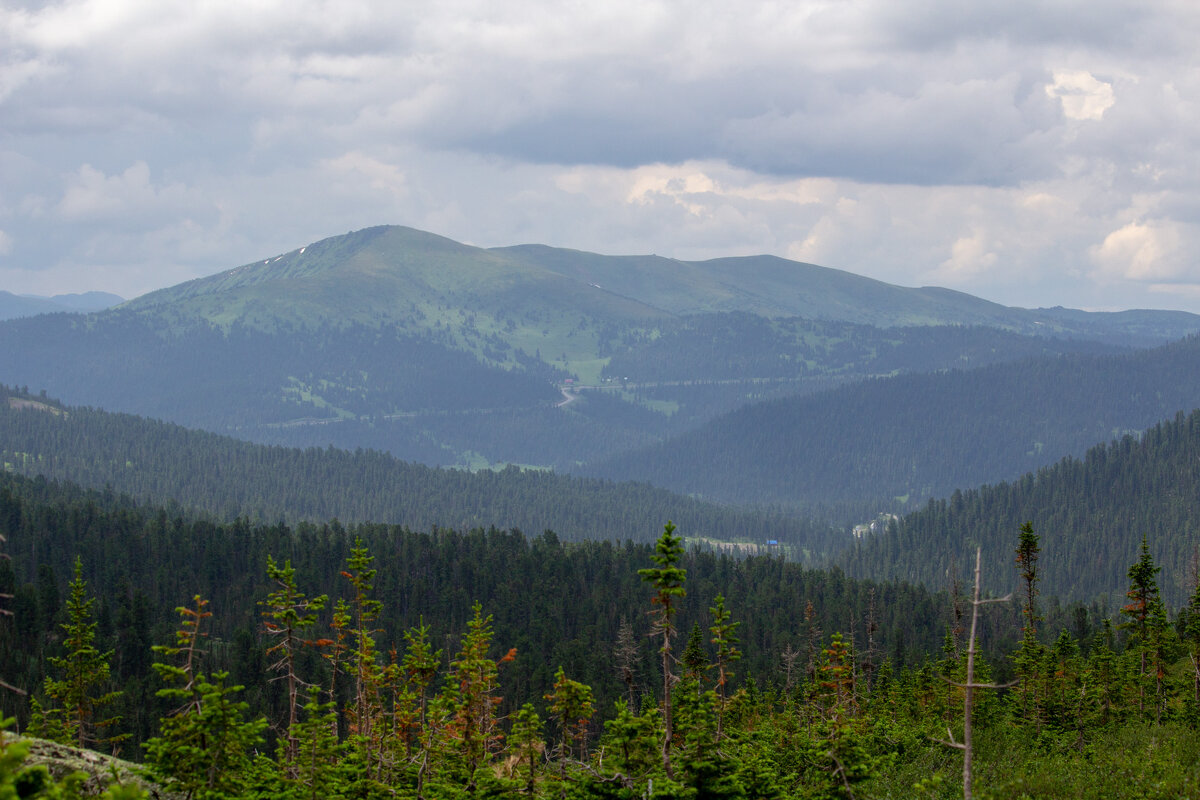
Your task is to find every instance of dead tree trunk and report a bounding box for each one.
[938,547,1012,800]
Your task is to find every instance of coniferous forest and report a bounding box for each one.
[0,384,838,556]
[1,462,1200,799]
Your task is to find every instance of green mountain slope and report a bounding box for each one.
[583,335,1200,518]
[126,225,1200,351]
[123,227,671,382]
[841,407,1200,606]
[498,246,1024,326]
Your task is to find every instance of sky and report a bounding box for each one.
[2,1,1200,312]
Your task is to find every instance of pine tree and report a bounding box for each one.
[1120,536,1162,715]
[323,598,352,739]
[805,633,878,800]
[613,618,640,713]
[682,623,708,688]
[507,703,544,796]
[341,539,384,752]
[638,521,686,779]
[708,593,741,742]
[1013,522,1043,725]
[288,686,343,800]
[545,666,594,767]
[143,596,266,798]
[36,557,124,750]
[1184,576,1200,718]
[443,602,514,790]
[596,700,659,791]
[397,619,441,760]
[260,555,327,772]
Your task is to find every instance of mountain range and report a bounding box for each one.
[3,224,1200,518]
[0,290,124,320]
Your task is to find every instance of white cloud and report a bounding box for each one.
[320,152,408,201]
[1045,71,1116,121]
[1089,220,1187,282]
[936,231,1000,280]
[57,162,212,227]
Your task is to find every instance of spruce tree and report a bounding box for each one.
[1120,536,1163,715]
[508,703,544,796]
[1012,522,1043,726]
[443,602,514,790]
[260,555,327,772]
[37,557,123,750]
[342,539,383,751]
[545,666,594,766]
[682,623,708,688]
[638,521,686,779]
[709,593,741,742]
[1185,577,1200,716]
[144,596,266,798]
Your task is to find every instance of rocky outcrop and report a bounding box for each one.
[16,737,180,799]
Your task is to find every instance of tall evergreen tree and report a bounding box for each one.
[35,557,123,750]
[342,539,384,762]
[144,596,266,798]
[1120,536,1163,715]
[1184,576,1200,716]
[638,521,686,779]
[260,556,327,772]
[1012,522,1043,725]
[708,593,741,742]
[443,602,514,791]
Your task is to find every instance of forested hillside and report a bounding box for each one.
[596,314,1121,428]
[0,385,837,555]
[586,335,1200,518]
[0,468,944,745]
[602,313,1119,385]
[842,407,1200,607]
[0,314,564,430]
[2,469,1199,800]
[0,311,1130,472]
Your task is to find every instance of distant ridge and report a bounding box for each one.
[0,290,123,321]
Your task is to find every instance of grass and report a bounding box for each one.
[867,722,1200,800]
[638,398,679,415]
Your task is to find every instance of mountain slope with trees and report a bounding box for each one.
[125,226,1200,340]
[0,310,1127,471]
[841,406,1200,606]
[584,335,1200,518]
[2,469,1199,799]
[0,468,944,747]
[0,384,836,554]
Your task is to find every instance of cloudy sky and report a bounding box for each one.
[3,1,1199,312]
